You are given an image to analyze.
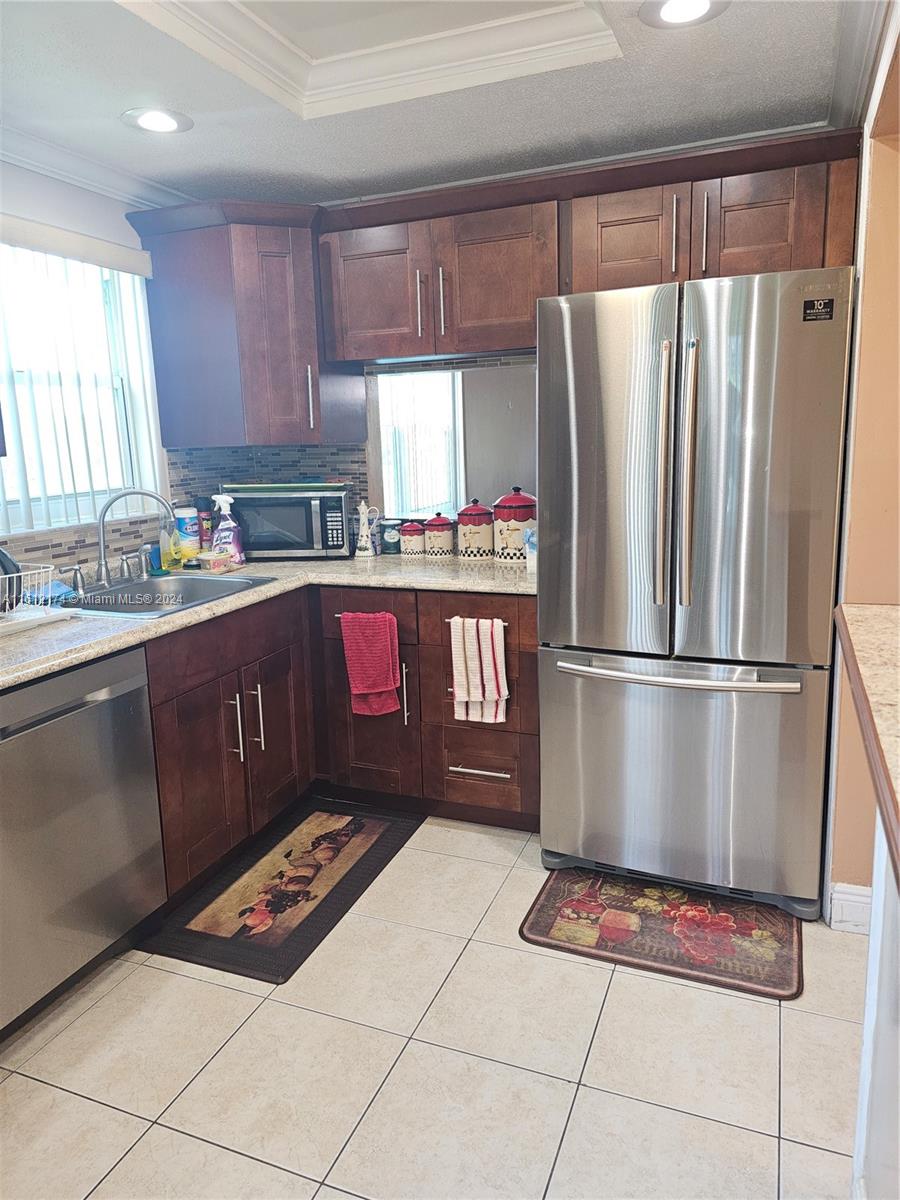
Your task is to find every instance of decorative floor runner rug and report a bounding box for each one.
[520,869,803,1000]
[141,796,423,984]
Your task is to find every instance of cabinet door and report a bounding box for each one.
[324,639,422,796]
[319,222,434,360]
[431,203,557,352]
[571,184,691,292]
[231,224,320,444]
[152,672,249,895]
[690,164,827,279]
[243,647,300,832]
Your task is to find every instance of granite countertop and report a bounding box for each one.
[835,603,899,884]
[0,557,536,692]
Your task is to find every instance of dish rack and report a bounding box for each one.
[0,562,75,640]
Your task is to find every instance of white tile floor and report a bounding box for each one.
[0,818,866,1200]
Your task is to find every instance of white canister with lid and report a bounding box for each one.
[424,512,454,558]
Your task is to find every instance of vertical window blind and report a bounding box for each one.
[375,371,464,518]
[0,244,164,536]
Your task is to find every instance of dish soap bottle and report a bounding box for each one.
[211,494,245,566]
[158,518,182,572]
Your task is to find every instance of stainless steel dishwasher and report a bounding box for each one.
[0,648,167,1030]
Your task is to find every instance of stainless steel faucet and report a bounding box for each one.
[96,489,175,587]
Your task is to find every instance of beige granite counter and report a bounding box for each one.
[0,557,536,692]
[835,604,899,883]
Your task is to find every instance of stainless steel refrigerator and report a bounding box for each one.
[537,267,854,918]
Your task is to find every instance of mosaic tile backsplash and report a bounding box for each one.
[0,443,369,577]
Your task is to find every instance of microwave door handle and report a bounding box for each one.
[310,498,323,551]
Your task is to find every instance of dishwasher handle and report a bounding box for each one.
[0,673,148,742]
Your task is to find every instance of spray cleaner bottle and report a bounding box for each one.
[211,494,245,566]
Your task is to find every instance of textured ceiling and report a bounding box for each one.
[0,0,843,204]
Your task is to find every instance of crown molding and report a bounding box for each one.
[829,0,892,128]
[0,125,194,208]
[119,0,622,120]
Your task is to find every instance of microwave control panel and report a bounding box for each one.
[322,497,346,550]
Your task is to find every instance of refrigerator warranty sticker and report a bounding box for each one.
[803,298,834,321]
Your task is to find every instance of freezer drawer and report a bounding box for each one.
[539,648,830,901]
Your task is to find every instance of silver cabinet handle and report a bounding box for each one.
[556,661,801,694]
[227,694,245,762]
[306,363,315,430]
[701,191,709,274]
[449,765,513,779]
[401,662,409,726]
[679,337,700,608]
[671,194,678,275]
[438,266,446,335]
[654,339,671,606]
[415,269,423,338]
[248,684,266,750]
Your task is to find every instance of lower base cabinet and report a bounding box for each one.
[421,724,540,815]
[323,638,422,796]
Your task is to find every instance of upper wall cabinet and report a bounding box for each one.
[319,202,558,361]
[567,159,858,293]
[127,203,366,448]
[571,184,692,291]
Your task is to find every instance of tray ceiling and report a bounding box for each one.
[119,1,622,119]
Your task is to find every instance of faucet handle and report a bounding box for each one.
[58,564,87,599]
[119,553,137,580]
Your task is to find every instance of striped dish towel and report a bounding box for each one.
[449,616,509,724]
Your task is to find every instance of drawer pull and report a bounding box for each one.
[449,764,512,780]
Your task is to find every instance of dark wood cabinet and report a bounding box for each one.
[153,672,249,894]
[422,725,540,816]
[570,184,692,292]
[323,638,422,796]
[690,164,830,278]
[319,205,558,360]
[127,202,366,448]
[430,203,557,353]
[319,222,434,360]
[147,591,314,894]
[567,159,857,293]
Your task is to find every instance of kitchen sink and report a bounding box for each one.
[63,573,277,620]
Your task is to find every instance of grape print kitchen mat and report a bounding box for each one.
[520,869,802,999]
[141,796,423,984]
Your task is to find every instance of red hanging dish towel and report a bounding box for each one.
[340,611,401,716]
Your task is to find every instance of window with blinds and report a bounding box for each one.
[0,244,165,536]
[375,370,464,518]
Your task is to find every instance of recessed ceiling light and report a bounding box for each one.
[638,0,730,28]
[120,107,194,133]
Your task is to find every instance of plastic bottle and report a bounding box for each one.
[211,494,245,566]
[194,496,215,550]
[159,519,182,571]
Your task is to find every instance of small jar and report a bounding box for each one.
[493,486,536,563]
[457,498,494,560]
[400,520,425,557]
[424,512,454,558]
[381,518,402,555]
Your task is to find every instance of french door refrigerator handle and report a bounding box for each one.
[679,337,700,607]
[555,661,801,693]
[654,338,672,605]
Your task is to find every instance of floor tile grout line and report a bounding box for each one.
[0,959,142,1073]
[83,1123,154,1200]
[140,959,276,998]
[155,993,269,1125]
[320,861,518,1192]
[778,1138,853,1159]
[11,1069,153,1123]
[579,1081,782,1140]
[151,1121,324,1186]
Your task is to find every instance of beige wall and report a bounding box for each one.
[830,47,900,888]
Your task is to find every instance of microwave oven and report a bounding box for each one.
[227,488,351,559]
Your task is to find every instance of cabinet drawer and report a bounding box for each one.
[419,644,539,734]
[320,587,417,643]
[147,592,302,705]
[417,592,536,649]
[422,725,539,814]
